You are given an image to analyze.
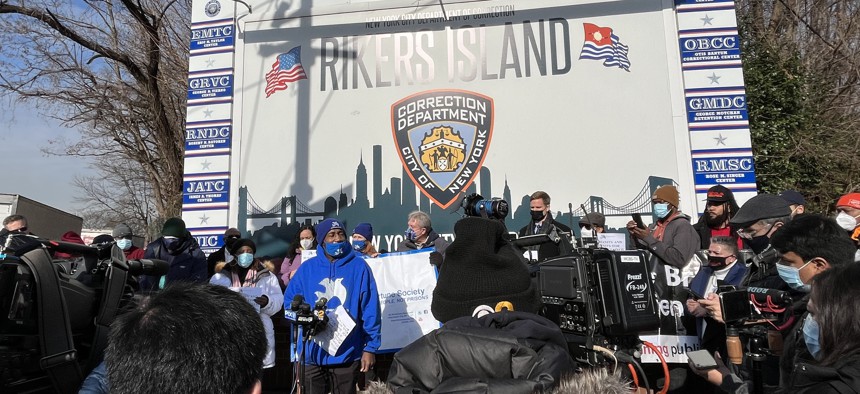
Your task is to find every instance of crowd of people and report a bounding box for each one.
[4,186,860,394]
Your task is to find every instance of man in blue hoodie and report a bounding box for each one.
[285,218,381,394]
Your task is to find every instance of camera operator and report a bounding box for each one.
[2,214,30,234]
[693,262,860,393]
[389,216,574,392]
[695,214,857,392]
[518,191,572,261]
[728,194,792,289]
[141,217,207,291]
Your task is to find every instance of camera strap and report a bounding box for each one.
[22,247,83,393]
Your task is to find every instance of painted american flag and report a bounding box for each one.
[265,46,307,97]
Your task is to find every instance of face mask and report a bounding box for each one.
[836,212,859,231]
[300,239,313,250]
[405,228,418,242]
[352,240,366,251]
[237,253,254,268]
[747,235,771,255]
[163,236,179,249]
[530,210,546,222]
[776,261,812,292]
[653,203,670,219]
[803,314,821,359]
[225,236,240,248]
[580,226,594,237]
[325,241,349,258]
[708,255,731,269]
[116,239,133,251]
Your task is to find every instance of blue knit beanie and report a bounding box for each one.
[353,223,373,240]
[316,218,345,244]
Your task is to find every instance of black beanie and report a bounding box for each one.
[431,217,540,323]
[230,238,256,255]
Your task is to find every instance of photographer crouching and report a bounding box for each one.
[691,214,858,393]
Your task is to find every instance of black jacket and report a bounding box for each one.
[387,311,575,393]
[517,214,572,262]
[789,355,860,393]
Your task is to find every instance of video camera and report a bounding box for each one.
[0,232,167,393]
[718,286,793,325]
[460,193,509,221]
[537,248,661,366]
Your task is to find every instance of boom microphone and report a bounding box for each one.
[746,287,792,309]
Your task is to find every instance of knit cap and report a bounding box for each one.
[652,185,680,208]
[161,218,187,238]
[431,217,540,323]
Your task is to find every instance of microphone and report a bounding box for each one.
[746,287,793,309]
[126,259,170,276]
[314,297,328,319]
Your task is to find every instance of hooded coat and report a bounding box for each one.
[140,235,207,290]
[210,260,284,368]
[284,245,381,366]
[387,311,575,393]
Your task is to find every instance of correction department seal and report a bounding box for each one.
[205,0,221,17]
[392,90,494,209]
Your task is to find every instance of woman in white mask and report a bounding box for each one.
[280,225,317,288]
[210,238,284,370]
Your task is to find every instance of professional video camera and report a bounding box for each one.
[538,248,661,366]
[717,285,793,394]
[0,232,167,394]
[460,193,509,221]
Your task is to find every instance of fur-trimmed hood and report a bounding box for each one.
[213,259,275,274]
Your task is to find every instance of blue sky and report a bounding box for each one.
[0,102,95,214]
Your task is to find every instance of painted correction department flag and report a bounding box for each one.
[265,46,307,97]
[579,23,631,71]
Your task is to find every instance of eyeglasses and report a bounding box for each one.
[11,226,27,233]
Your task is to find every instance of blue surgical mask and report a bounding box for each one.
[653,203,670,219]
[352,240,366,252]
[325,241,349,258]
[803,314,821,359]
[404,228,417,242]
[116,239,133,251]
[237,252,254,268]
[776,261,812,292]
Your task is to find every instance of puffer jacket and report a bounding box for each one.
[210,260,285,368]
[387,311,575,393]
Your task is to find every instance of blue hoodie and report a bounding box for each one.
[284,245,381,365]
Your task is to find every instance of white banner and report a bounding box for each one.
[364,249,440,352]
[639,334,702,364]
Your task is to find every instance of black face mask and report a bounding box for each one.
[530,210,546,222]
[225,235,240,248]
[708,255,731,269]
[748,235,770,255]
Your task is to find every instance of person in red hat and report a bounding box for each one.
[835,192,860,261]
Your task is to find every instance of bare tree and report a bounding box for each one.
[0,0,190,227]
[737,0,860,208]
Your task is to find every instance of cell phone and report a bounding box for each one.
[687,349,718,370]
[631,213,646,229]
[684,287,704,300]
